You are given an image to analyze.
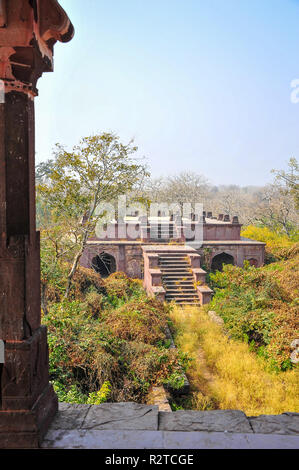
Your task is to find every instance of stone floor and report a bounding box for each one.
[42,403,299,449]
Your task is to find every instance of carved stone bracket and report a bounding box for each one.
[0,0,74,94]
[39,0,74,44]
[0,0,6,28]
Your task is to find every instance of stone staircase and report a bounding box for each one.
[158,252,200,305]
[147,223,176,241]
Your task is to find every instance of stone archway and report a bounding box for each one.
[92,252,116,278]
[211,252,234,272]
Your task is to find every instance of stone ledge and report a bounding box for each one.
[192,268,208,275]
[159,410,253,433]
[45,404,299,436]
[83,403,158,430]
[249,413,299,435]
[151,286,165,294]
[51,403,159,431]
[42,430,299,449]
[49,404,90,430]
[197,286,213,293]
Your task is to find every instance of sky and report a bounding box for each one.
[35,0,299,186]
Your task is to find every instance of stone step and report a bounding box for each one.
[163,279,195,289]
[178,302,201,305]
[166,294,198,298]
[162,273,194,282]
[158,254,189,257]
[159,258,189,262]
[160,263,188,266]
[159,259,189,262]
[163,272,193,275]
[164,284,195,288]
[161,271,192,275]
[166,294,199,299]
[166,292,198,296]
[160,261,187,264]
[161,266,191,270]
[165,286,196,291]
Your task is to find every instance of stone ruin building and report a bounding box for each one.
[81,212,265,306]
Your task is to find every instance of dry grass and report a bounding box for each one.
[170,305,299,415]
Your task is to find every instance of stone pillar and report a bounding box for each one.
[0,0,73,448]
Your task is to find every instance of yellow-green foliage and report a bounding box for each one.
[170,306,299,416]
[87,381,112,405]
[241,225,298,258]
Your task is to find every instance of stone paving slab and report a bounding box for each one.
[249,413,299,435]
[163,431,299,449]
[81,403,159,431]
[49,404,91,430]
[42,430,299,449]
[159,410,253,433]
[42,430,164,449]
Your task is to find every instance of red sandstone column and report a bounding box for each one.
[0,0,73,448]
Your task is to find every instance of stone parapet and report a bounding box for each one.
[40,403,299,449]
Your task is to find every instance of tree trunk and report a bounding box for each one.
[41,282,48,316]
[65,249,84,299]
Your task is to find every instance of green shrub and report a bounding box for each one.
[42,268,189,403]
[209,258,299,369]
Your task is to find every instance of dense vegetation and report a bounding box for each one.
[209,233,299,370]
[37,135,298,411]
[42,266,189,404]
[168,228,298,415]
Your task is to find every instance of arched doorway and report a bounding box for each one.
[92,252,116,278]
[211,252,234,272]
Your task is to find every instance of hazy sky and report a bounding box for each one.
[35,0,299,186]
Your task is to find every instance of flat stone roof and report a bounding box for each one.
[142,245,198,254]
[87,240,143,245]
[105,217,238,225]
[86,239,265,247]
[202,238,266,246]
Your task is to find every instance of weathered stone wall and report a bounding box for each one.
[202,223,241,241]
[81,240,265,279]
[198,242,265,268]
[81,243,144,279]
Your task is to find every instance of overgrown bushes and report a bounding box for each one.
[209,253,299,370]
[42,269,188,404]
